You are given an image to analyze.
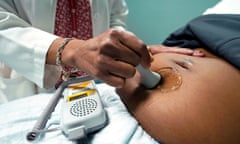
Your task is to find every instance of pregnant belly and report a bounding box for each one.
[118,52,240,144]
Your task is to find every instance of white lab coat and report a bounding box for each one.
[0,0,128,103]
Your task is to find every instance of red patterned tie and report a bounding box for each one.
[54,0,93,87]
[54,0,93,40]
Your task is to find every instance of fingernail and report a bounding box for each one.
[193,50,204,56]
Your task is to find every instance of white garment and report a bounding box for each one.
[0,0,128,104]
[203,0,240,15]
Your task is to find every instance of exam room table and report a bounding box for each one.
[0,83,159,144]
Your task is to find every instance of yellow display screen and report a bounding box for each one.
[68,81,91,90]
[67,89,96,102]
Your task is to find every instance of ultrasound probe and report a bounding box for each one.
[136,64,161,89]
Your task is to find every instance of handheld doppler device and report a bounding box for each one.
[136,64,161,89]
[60,79,107,140]
[26,76,107,142]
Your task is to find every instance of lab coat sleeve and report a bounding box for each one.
[0,11,59,88]
[109,0,128,30]
[162,14,240,69]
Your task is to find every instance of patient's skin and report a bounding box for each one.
[116,48,240,144]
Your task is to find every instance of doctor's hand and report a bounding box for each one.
[48,29,151,88]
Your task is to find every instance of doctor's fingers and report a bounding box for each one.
[105,29,151,68]
[95,58,137,88]
[100,40,141,67]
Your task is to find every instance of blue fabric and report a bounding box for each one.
[163,14,240,69]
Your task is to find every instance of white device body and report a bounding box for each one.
[60,80,107,140]
[136,65,161,89]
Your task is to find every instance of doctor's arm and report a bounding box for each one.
[0,8,59,88]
